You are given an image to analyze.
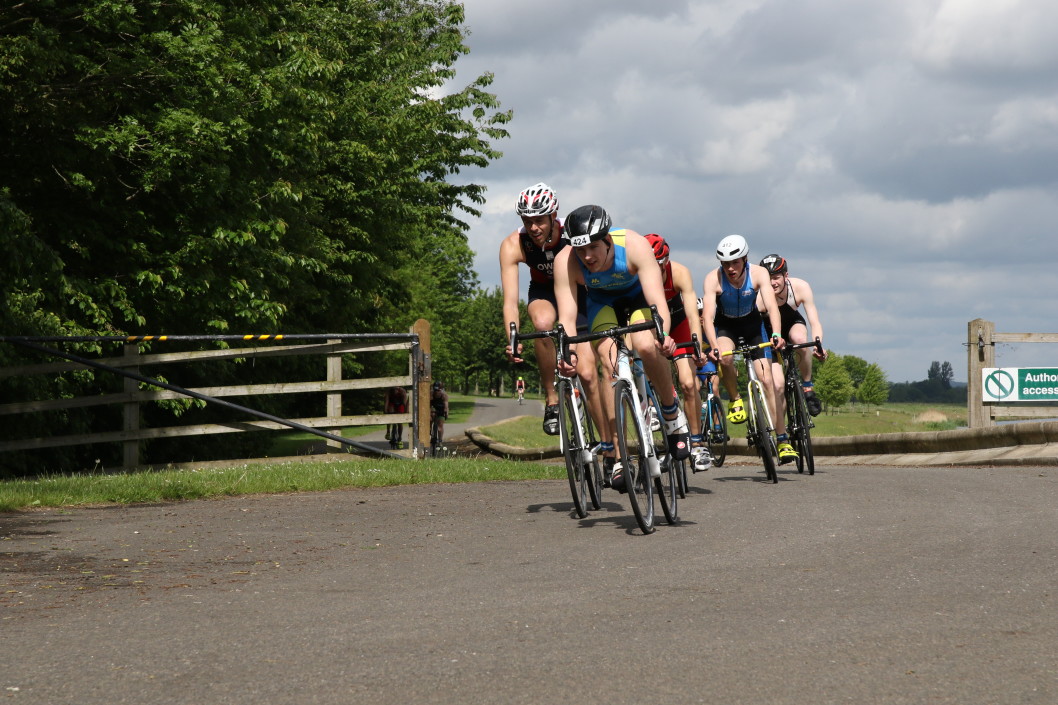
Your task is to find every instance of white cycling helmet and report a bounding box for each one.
[516,182,559,217]
[716,234,749,262]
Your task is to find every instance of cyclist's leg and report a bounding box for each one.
[574,338,609,451]
[527,295,560,434]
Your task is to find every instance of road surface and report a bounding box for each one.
[3,461,1057,704]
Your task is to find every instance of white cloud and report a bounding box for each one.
[451,0,1058,383]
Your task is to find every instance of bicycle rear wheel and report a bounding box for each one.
[750,383,778,483]
[557,380,588,518]
[708,398,728,467]
[616,381,655,534]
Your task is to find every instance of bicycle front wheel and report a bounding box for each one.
[557,380,589,519]
[791,385,816,475]
[750,383,778,483]
[581,392,605,510]
[616,381,655,534]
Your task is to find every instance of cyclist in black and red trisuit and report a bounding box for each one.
[500,182,606,447]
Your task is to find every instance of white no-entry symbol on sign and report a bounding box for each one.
[984,369,1015,400]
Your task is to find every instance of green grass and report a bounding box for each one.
[0,400,967,513]
[479,402,969,449]
[0,455,564,513]
[267,394,477,456]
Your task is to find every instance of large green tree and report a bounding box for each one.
[1,0,509,338]
[0,0,509,472]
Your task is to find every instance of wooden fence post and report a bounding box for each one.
[411,319,431,457]
[967,318,995,429]
[326,339,342,449]
[122,344,141,468]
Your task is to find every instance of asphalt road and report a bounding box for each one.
[3,457,1057,704]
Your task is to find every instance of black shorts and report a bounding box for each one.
[528,281,589,334]
[715,311,771,360]
[763,306,807,339]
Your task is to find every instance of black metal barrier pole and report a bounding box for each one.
[5,339,404,461]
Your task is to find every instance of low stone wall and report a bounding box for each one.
[466,419,1058,463]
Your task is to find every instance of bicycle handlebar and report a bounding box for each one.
[719,339,774,357]
[783,337,824,356]
[672,332,703,359]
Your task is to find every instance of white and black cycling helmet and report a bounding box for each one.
[565,205,612,247]
[716,234,749,262]
[515,182,559,217]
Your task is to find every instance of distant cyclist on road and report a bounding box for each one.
[554,205,691,491]
[515,376,526,404]
[383,385,407,449]
[430,381,449,442]
[499,182,605,439]
[701,234,797,464]
[757,254,827,417]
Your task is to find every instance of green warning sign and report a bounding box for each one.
[982,368,1058,402]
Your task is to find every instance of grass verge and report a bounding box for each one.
[479,403,969,449]
[0,456,563,513]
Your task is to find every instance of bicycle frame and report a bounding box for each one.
[721,339,779,482]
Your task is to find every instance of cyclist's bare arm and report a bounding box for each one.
[701,269,723,357]
[553,248,584,376]
[499,231,527,361]
[752,264,784,350]
[791,276,826,358]
[671,260,704,363]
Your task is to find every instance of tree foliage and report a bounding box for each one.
[857,363,890,407]
[814,353,854,411]
[0,0,510,473]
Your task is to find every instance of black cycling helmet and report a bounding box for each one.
[759,253,788,275]
[564,205,612,247]
[432,380,443,391]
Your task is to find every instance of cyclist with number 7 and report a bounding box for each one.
[701,234,798,464]
[554,205,691,492]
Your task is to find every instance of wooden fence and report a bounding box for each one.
[0,320,434,468]
[966,318,1058,428]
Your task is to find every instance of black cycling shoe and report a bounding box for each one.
[805,390,822,417]
[542,404,560,435]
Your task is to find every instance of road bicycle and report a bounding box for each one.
[698,357,729,470]
[510,324,604,518]
[720,338,779,483]
[562,307,677,534]
[780,338,824,475]
[429,412,444,458]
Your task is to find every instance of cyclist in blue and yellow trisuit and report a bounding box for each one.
[701,234,797,464]
[554,205,691,491]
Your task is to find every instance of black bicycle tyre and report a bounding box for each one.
[557,381,589,518]
[657,458,679,525]
[794,386,816,475]
[708,398,728,467]
[582,393,605,509]
[751,384,778,483]
[616,382,655,534]
[646,389,679,519]
[785,380,806,474]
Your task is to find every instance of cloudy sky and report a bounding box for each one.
[448,0,1058,384]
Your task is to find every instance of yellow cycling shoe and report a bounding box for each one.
[777,441,799,464]
[727,398,747,424]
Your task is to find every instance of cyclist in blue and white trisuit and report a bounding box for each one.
[500,183,605,440]
[701,234,797,464]
[554,205,691,492]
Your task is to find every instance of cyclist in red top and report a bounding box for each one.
[383,386,407,449]
[644,234,710,471]
[500,183,605,441]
